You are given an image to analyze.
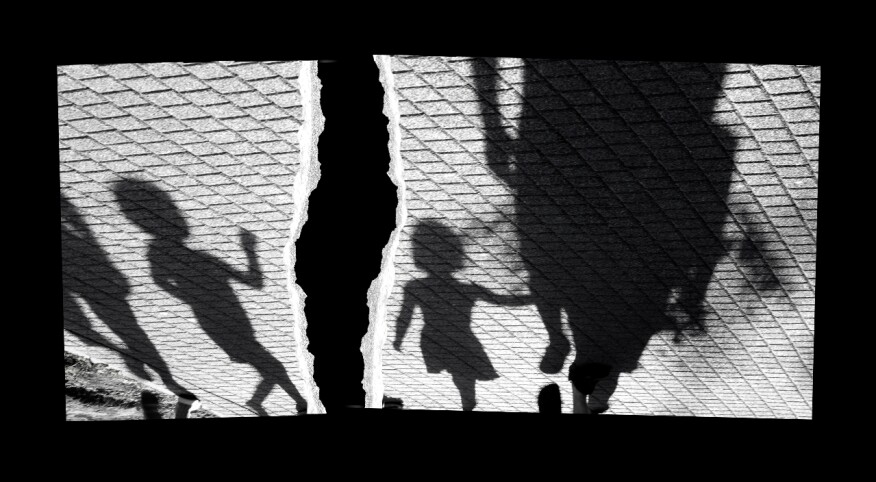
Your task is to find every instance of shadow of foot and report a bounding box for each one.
[141,392,162,420]
[540,336,571,374]
[588,404,609,415]
[246,400,269,417]
[538,383,561,414]
[569,362,612,395]
[382,395,404,410]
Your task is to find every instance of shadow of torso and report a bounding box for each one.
[405,276,499,382]
[475,59,736,408]
[147,240,263,364]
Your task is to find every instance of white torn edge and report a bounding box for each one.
[362,55,407,409]
[284,60,326,414]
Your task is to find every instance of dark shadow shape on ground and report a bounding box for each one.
[61,192,190,397]
[393,220,528,411]
[471,58,779,412]
[112,178,306,415]
[141,391,162,419]
[538,383,561,414]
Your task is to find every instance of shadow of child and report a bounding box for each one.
[393,220,530,411]
[113,178,307,416]
[62,192,191,398]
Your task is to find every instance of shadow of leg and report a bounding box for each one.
[538,303,570,374]
[569,362,612,414]
[538,383,562,414]
[278,377,308,414]
[63,291,122,353]
[246,379,273,416]
[248,356,308,415]
[88,296,156,381]
[453,374,477,411]
[588,371,619,415]
[141,392,162,420]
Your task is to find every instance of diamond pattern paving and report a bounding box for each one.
[61,61,307,417]
[380,57,817,418]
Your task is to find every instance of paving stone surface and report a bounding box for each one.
[60,57,819,419]
[61,61,307,417]
[381,57,817,418]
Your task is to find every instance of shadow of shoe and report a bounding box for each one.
[569,362,612,395]
[589,404,609,415]
[540,338,571,374]
[538,383,561,414]
[175,393,199,419]
[246,400,269,417]
[141,392,162,420]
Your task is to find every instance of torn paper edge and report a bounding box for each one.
[284,60,325,414]
[362,55,407,409]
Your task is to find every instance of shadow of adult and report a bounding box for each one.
[112,178,306,415]
[61,192,189,397]
[393,220,529,411]
[473,59,740,412]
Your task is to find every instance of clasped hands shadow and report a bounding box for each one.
[391,220,608,413]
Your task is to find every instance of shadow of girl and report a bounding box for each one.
[393,220,529,411]
[62,192,191,398]
[113,178,306,416]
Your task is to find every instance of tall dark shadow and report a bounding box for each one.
[61,192,189,397]
[473,59,743,412]
[393,220,528,411]
[112,178,306,415]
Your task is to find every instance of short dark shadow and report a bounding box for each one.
[112,178,306,416]
[141,391,162,419]
[393,220,528,411]
[471,58,783,412]
[382,395,404,410]
[537,383,561,414]
[62,192,189,397]
[730,213,785,293]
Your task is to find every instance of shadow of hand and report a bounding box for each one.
[240,229,257,253]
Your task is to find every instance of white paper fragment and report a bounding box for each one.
[361,55,407,409]
[284,60,326,414]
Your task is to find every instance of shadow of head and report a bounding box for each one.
[412,220,466,274]
[112,178,189,239]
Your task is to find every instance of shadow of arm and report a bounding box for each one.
[469,282,531,307]
[393,288,415,351]
[151,264,181,298]
[232,229,264,289]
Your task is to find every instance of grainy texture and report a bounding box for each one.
[60,61,308,417]
[60,57,819,419]
[65,350,217,420]
[381,57,817,418]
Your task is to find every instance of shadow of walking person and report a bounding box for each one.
[474,59,740,413]
[112,178,307,416]
[393,220,529,411]
[61,192,190,398]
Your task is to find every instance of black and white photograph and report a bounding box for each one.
[60,54,819,425]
